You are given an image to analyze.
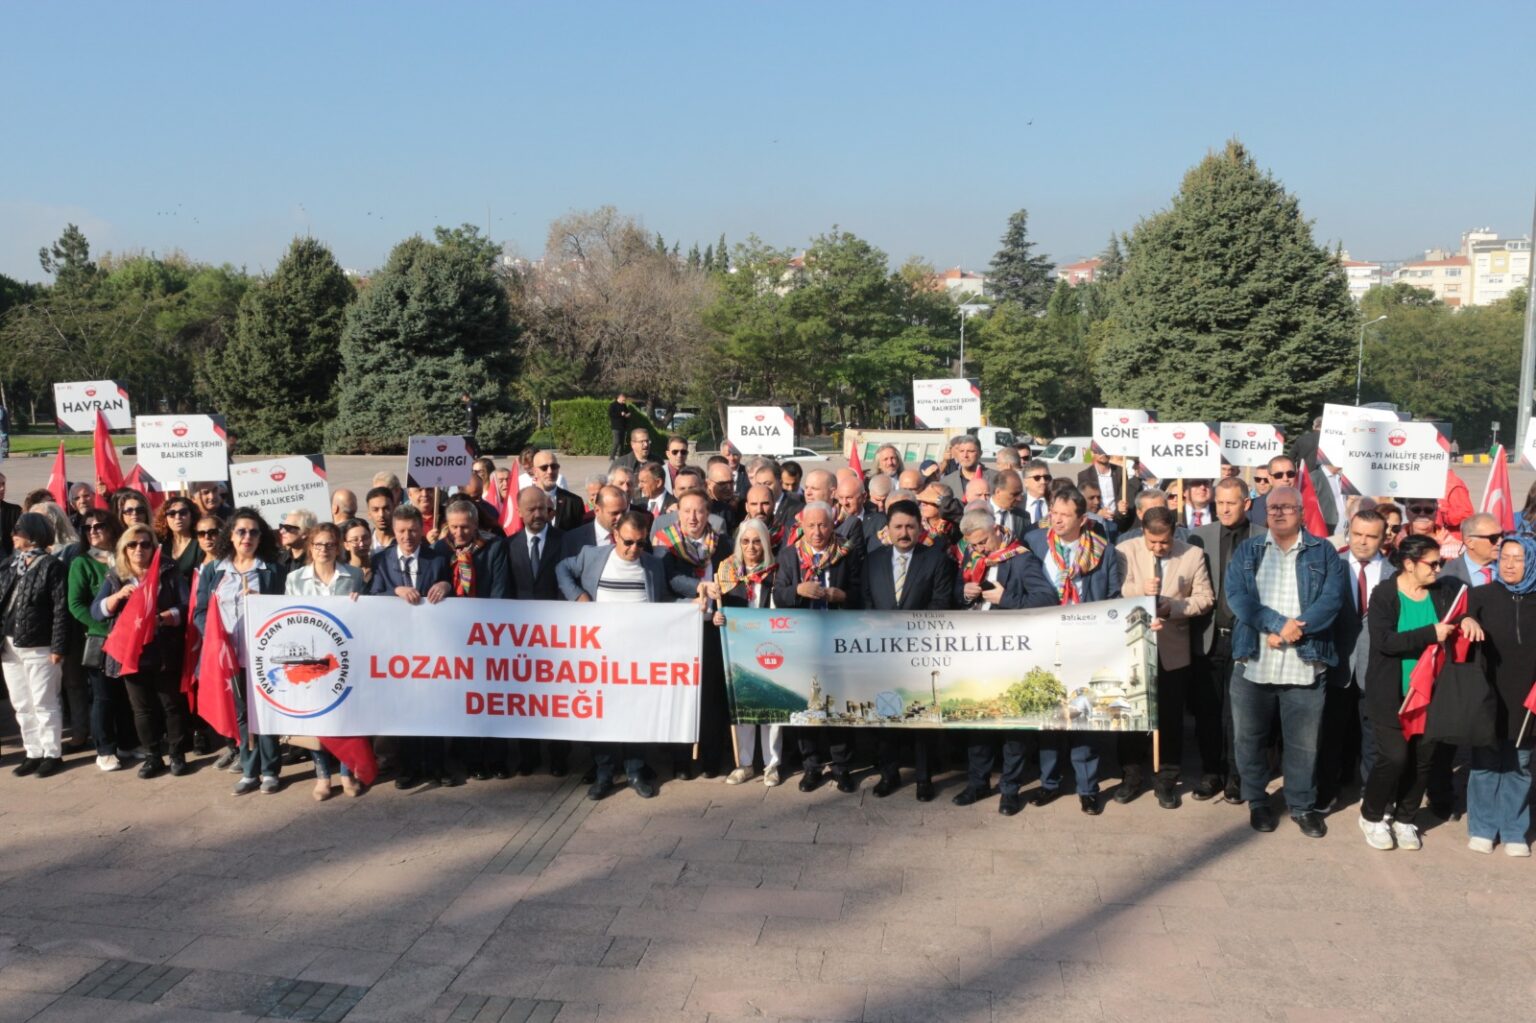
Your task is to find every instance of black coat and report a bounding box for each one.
[0,552,68,653]
[772,542,863,610]
[1467,584,1536,746]
[503,527,566,601]
[863,543,955,611]
[94,565,190,678]
[546,487,585,533]
[432,538,511,599]
[1363,577,1476,726]
[0,502,19,558]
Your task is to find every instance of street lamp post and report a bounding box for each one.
[1356,314,1387,405]
[957,302,990,378]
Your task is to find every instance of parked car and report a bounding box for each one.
[788,446,828,462]
[1039,436,1092,463]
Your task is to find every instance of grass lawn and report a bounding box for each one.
[6,433,134,456]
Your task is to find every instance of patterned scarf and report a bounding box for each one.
[959,539,1028,585]
[655,526,717,578]
[717,558,776,606]
[1045,529,1106,605]
[796,537,850,581]
[452,546,476,597]
[11,548,44,574]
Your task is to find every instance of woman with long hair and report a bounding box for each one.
[113,489,153,531]
[156,495,201,580]
[67,510,124,770]
[340,517,374,586]
[187,512,229,763]
[703,517,782,785]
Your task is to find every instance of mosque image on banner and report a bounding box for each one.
[722,600,1158,733]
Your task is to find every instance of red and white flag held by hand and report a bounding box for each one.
[1479,445,1515,534]
[46,442,69,509]
[93,409,124,507]
[502,486,522,535]
[101,548,162,678]
[847,439,864,479]
[1399,584,1470,740]
[319,737,378,787]
[1296,465,1329,539]
[194,594,241,743]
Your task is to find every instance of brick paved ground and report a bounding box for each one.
[0,740,1532,1023]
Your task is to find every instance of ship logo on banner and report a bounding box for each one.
[249,604,355,719]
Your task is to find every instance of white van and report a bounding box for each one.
[1039,436,1092,464]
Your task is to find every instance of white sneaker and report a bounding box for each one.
[725,767,753,785]
[1390,821,1421,851]
[1359,816,1395,850]
[1504,842,1531,858]
[1468,836,1495,854]
[96,754,124,772]
[763,767,783,787]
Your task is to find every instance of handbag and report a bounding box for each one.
[81,634,106,669]
[1424,654,1497,749]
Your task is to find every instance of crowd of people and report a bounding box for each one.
[1,423,1531,858]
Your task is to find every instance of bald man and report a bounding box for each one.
[331,488,357,524]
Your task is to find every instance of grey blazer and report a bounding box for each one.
[1330,552,1396,687]
[555,546,674,603]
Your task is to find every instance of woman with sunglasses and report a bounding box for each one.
[187,513,231,765]
[340,517,374,586]
[1359,534,1484,851]
[92,524,192,779]
[67,511,125,770]
[155,496,200,580]
[285,522,366,800]
[193,510,288,794]
[113,489,153,531]
[1,513,70,777]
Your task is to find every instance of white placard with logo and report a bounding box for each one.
[406,435,474,489]
[912,379,982,429]
[53,380,132,432]
[726,406,795,456]
[1090,408,1153,457]
[1318,403,1404,467]
[1218,423,1285,467]
[230,455,330,522]
[244,595,703,742]
[1330,420,1449,498]
[1137,422,1221,480]
[134,415,228,483]
[1521,417,1536,469]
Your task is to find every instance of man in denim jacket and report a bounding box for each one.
[1224,486,1348,838]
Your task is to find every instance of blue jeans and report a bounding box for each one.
[88,667,122,756]
[311,748,352,780]
[232,670,281,780]
[1038,733,1100,796]
[1230,665,1326,815]
[1467,741,1532,844]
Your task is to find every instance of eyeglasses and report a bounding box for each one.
[122,506,147,516]
[277,524,302,534]
[1419,560,1444,570]
[1026,474,1049,481]
[86,524,108,534]
[1384,524,1403,534]
[1268,504,1299,514]
[310,541,337,551]
[1407,506,1436,516]
[124,540,154,550]
[616,535,643,547]
[345,536,368,545]
[1270,470,1297,479]
[535,463,559,472]
[165,507,190,517]
[196,529,220,538]
[1253,476,1271,484]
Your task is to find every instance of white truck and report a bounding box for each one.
[846,426,1016,468]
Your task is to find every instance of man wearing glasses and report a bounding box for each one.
[661,436,690,494]
[610,427,653,474]
[529,449,584,532]
[940,436,996,501]
[1018,460,1054,530]
[1247,455,1299,527]
[1225,485,1348,838]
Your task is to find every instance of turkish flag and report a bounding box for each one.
[93,409,124,505]
[847,439,864,479]
[1479,445,1515,533]
[193,593,241,742]
[101,548,161,677]
[46,442,68,509]
[1297,465,1329,538]
[180,570,203,695]
[319,737,378,787]
[501,485,522,535]
[124,464,166,513]
[1399,584,1470,739]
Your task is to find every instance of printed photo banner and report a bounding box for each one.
[135,414,229,482]
[726,406,795,455]
[230,455,330,523]
[1219,422,1284,468]
[243,595,703,742]
[1090,408,1153,457]
[406,435,475,489]
[53,380,131,432]
[912,379,982,429]
[720,599,1159,733]
[1327,419,1449,498]
[1137,421,1221,480]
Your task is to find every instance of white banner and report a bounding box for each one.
[1090,408,1152,457]
[1521,417,1536,469]
[726,406,795,455]
[406,435,474,489]
[1318,403,1404,468]
[912,379,981,429]
[230,455,330,523]
[244,596,703,741]
[135,415,228,483]
[53,380,131,432]
[1330,419,1449,498]
[1137,422,1221,480]
[1219,422,1285,467]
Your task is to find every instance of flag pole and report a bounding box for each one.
[1398,584,1469,714]
[1517,709,1532,748]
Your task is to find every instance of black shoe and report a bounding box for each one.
[493,767,513,780]
[798,769,824,793]
[872,777,899,798]
[914,781,935,803]
[168,754,190,777]
[675,765,694,782]
[951,786,991,807]
[581,765,598,784]
[1079,795,1102,816]
[587,777,615,801]
[441,774,465,788]
[834,773,857,794]
[1222,784,1244,805]
[394,774,423,790]
[35,756,62,778]
[629,774,656,799]
[1028,786,1062,808]
[998,792,1023,816]
[1249,805,1277,832]
[1155,785,1181,810]
[138,755,164,779]
[1190,774,1222,801]
[472,768,493,781]
[1293,811,1327,839]
[12,758,40,777]
[191,732,210,756]
[1429,799,1457,821]
[1114,768,1143,804]
[550,763,569,779]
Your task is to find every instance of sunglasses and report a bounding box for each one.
[1026,474,1049,481]
[1468,533,1504,543]
[86,524,109,534]
[1419,560,1444,570]
[1270,470,1298,479]
[277,524,302,534]
[535,463,560,472]
[166,507,191,517]
[122,506,147,515]
[668,448,687,456]
[1385,524,1403,534]
[616,536,644,547]
[196,529,220,538]
[125,540,154,550]
[232,528,259,538]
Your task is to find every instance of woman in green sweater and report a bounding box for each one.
[67,509,124,772]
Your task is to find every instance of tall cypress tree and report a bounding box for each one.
[986,209,1053,313]
[328,225,530,454]
[203,237,353,453]
[1095,141,1355,432]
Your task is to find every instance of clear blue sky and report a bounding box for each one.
[4,2,1533,283]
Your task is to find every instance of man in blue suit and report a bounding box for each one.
[1023,486,1124,815]
[370,504,452,789]
[556,510,676,800]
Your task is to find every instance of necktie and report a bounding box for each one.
[1481,565,1493,585]
[894,553,908,604]
[530,535,542,576]
[1194,509,1204,527]
[1357,561,1370,617]
[1032,499,1044,525]
[401,556,414,588]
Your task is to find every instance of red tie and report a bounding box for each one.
[1194,509,1203,527]
[1357,561,1370,616]
[1482,565,1493,585]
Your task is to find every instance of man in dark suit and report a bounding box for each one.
[835,474,883,551]
[749,456,804,546]
[706,460,745,535]
[720,441,750,498]
[863,500,954,801]
[370,504,453,789]
[634,462,676,519]
[563,486,630,560]
[1078,452,1141,535]
[0,472,19,557]
[527,449,584,531]
[1290,417,1322,472]
[1018,459,1054,531]
[988,470,1029,541]
[500,487,572,778]
[1191,476,1255,803]
[608,393,632,459]
[658,491,733,778]
[773,501,863,793]
[609,427,652,473]
[940,435,997,500]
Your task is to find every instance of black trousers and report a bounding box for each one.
[593,743,647,782]
[966,732,1028,795]
[1118,665,1189,782]
[798,728,852,776]
[1315,682,1363,804]
[876,731,933,784]
[1361,723,1435,823]
[121,668,190,756]
[1427,741,1458,810]
[1207,629,1239,780]
[609,429,625,459]
[1187,650,1225,776]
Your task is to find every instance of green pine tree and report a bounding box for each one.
[1095,141,1356,433]
[37,224,100,295]
[328,224,531,454]
[715,233,729,273]
[204,237,353,454]
[985,209,1053,313]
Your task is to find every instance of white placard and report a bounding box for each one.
[1137,422,1221,480]
[1219,423,1285,467]
[1521,417,1536,469]
[1090,408,1153,457]
[1318,403,1404,467]
[134,415,228,483]
[1330,420,1449,498]
[230,455,330,523]
[912,379,982,429]
[245,595,703,742]
[726,406,795,456]
[406,435,474,489]
[53,380,132,432]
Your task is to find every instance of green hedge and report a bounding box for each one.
[550,398,665,456]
